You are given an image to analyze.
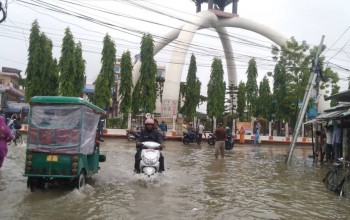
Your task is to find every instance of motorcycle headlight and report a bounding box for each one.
[142,156,158,165]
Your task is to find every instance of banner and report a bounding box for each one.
[236,122,253,135]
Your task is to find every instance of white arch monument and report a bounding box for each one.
[132,10,288,117]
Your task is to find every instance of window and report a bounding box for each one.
[114,66,120,73]
[157,70,164,78]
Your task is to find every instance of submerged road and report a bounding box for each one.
[0,138,349,219]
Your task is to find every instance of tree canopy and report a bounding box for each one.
[94,34,117,109]
[59,27,76,96]
[131,33,157,114]
[25,20,59,101]
[207,57,226,118]
[245,58,258,119]
[119,50,133,113]
[180,54,201,119]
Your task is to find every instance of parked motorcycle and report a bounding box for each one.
[126,129,141,141]
[207,134,234,150]
[225,135,234,150]
[208,133,215,145]
[182,131,200,145]
[139,141,162,176]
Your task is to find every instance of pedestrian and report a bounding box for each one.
[332,124,341,160]
[7,114,17,136]
[239,126,245,144]
[325,125,333,162]
[0,116,14,169]
[159,120,168,139]
[197,122,205,144]
[254,128,260,146]
[214,122,226,159]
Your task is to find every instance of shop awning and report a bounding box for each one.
[304,109,349,124]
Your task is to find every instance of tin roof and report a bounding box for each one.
[324,90,350,102]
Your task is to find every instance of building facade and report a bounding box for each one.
[0,67,25,115]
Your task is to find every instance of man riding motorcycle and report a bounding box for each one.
[134,118,165,173]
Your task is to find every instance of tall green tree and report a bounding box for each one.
[59,27,76,96]
[237,81,246,121]
[40,34,59,96]
[131,33,157,114]
[25,20,59,101]
[245,58,259,119]
[258,75,272,120]
[272,37,311,125]
[181,54,201,119]
[25,20,41,101]
[94,34,117,109]
[272,63,290,123]
[225,83,238,116]
[73,41,85,97]
[207,57,226,123]
[119,50,133,113]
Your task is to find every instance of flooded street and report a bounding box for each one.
[0,137,349,219]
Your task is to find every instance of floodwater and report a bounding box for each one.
[0,137,349,220]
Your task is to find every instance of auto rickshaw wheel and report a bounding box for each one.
[76,170,86,191]
[27,177,35,192]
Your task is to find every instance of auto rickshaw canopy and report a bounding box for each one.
[27,96,105,155]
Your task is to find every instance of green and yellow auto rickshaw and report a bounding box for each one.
[24,96,106,191]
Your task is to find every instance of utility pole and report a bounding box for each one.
[286,35,325,164]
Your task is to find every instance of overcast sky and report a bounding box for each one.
[1,0,350,112]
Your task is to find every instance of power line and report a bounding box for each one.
[324,25,350,55]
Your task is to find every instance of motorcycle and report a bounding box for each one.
[126,129,141,141]
[182,131,200,145]
[208,133,215,145]
[225,135,234,150]
[139,141,162,176]
[207,134,234,150]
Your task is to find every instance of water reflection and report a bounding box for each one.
[0,139,349,219]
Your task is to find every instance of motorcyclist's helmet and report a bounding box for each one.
[225,127,230,131]
[145,118,155,125]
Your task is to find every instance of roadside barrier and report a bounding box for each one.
[20,126,313,145]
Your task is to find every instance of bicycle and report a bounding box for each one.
[339,160,350,198]
[13,129,23,146]
[323,159,344,192]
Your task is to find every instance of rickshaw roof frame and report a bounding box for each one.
[30,96,106,115]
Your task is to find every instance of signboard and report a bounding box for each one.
[236,121,253,135]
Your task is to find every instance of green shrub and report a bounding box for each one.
[106,118,126,129]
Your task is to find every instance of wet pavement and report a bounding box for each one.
[0,137,349,220]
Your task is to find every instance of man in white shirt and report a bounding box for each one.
[197,123,205,144]
[332,124,341,160]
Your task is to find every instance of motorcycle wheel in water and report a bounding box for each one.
[225,139,234,150]
[182,137,190,145]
